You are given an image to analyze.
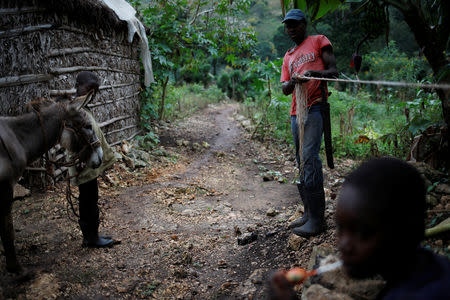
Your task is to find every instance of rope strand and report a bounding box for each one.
[295,84,309,181]
[296,76,450,90]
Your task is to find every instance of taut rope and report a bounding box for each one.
[296,76,450,90]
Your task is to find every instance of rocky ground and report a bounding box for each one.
[1,102,449,299]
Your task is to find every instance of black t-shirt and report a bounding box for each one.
[380,248,450,300]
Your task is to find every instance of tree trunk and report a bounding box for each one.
[231,77,236,100]
[396,3,449,132]
[385,2,450,164]
[158,76,170,121]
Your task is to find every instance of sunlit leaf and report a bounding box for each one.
[354,135,370,144]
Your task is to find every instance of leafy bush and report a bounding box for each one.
[400,89,444,135]
[217,67,247,101]
[360,41,432,103]
[358,42,442,137]
[135,131,160,150]
[329,89,409,158]
[154,83,226,121]
[362,41,430,83]
[179,62,212,86]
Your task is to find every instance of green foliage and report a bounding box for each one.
[239,58,292,141]
[256,41,276,60]
[249,0,285,59]
[153,83,226,121]
[387,7,418,55]
[358,42,442,136]
[403,89,444,135]
[358,0,388,41]
[130,0,445,163]
[217,71,231,96]
[217,57,283,102]
[217,67,246,101]
[234,55,422,159]
[140,87,159,125]
[179,62,213,86]
[138,86,160,150]
[244,80,422,160]
[272,25,295,58]
[132,0,256,120]
[329,89,410,158]
[362,41,431,84]
[135,131,160,150]
[281,0,345,22]
[140,281,160,297]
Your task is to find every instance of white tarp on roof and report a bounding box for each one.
[101,0,154,86]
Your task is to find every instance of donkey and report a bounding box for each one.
[0,92,103,273]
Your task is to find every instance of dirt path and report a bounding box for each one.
[1,103,348,299]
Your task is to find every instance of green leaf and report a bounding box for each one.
[291,0,345,21]
[296,0,307,11]
[312,0,343,20]
[407,116,433,135]
[435,63,450,83]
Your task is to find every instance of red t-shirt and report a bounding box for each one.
[280,35,332,115]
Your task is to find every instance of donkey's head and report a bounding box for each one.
[58,92,103,169]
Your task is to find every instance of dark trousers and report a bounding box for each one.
[78,178,99,238]
[291,104,324,190]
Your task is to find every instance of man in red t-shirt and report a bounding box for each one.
[280,9,337,237]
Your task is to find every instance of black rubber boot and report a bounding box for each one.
[79,179,114,248]
[288,183,309,228]
[82,235,114,248]
[292,186,326,237]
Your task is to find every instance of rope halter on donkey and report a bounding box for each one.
[29,90,100,176]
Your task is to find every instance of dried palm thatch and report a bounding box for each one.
[39,0,127,31]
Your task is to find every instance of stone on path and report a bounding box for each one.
[302,284,354,300]
[266,208,279,217]
[192,142,201,151]
[235,268,268,298]
[13,183,30,199]
[123,155,135,169]
[237,232,257,245]
[287,234,306,251]
[436,183,450,194]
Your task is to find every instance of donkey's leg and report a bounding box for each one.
[0,182,21,272]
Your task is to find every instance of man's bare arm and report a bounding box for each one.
[303,46,338,79]
[282,46,337,95]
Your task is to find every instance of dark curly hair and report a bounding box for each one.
[75,71,100,97]
[342,157,426,249]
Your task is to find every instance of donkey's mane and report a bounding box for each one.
[22,96,90,129]
[26,97,58,113]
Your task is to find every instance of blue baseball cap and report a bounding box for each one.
[282,9,306,23]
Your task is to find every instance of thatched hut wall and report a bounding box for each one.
[0,0,146,185]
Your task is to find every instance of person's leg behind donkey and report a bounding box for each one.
[78,178,115,247]
[289,104,325,237]
[75,71,116,248]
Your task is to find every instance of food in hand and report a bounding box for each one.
[285,267,307,283]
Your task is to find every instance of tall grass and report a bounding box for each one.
[329,89,408,158]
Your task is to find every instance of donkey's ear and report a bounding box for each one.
[74,90,95,110]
